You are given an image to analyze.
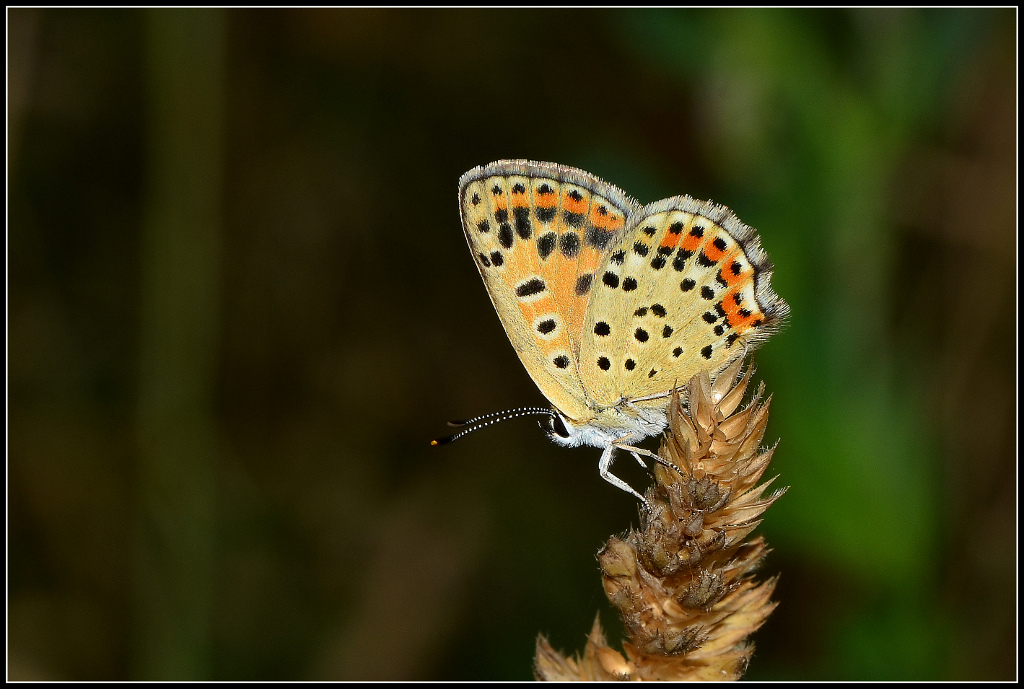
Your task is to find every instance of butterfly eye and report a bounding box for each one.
[548,413,571,439]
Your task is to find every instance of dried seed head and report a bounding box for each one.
[679,569,728,610]
[536,362,785,681]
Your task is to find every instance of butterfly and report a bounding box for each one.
[438,160,788,504]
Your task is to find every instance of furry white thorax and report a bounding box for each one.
[547,402,669,449]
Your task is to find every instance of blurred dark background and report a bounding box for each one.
[7,8,1016,681]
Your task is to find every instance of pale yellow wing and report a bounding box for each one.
[577,196,789,408]
[459,161,638,421]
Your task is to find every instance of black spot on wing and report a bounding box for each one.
[536,206,557,223]
[559,232,580,258]
[585,226,615,249]
[514,207,532,239]
[515,278,546,298]
[498,224,514,249]
[574,273,593,296]
[564,211,585,227]
[537,233,556,259]
[697,251,717,267]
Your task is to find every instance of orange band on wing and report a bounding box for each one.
[718,254,750,288]
[534,192,557,209]
[704,237,727,263]
[722,288,763,332]
[562,191,588,215]
[590,205,624,231]
[681,231,704,253]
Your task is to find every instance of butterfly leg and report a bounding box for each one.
[615,442,685,476]
[628,450,648,469]
[598,443,650,508]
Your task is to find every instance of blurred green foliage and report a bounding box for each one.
[8,8,1015,680]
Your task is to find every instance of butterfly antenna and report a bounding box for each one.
[444,406,552,428]
[432,407,555,446]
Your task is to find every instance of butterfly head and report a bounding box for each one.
[542,403,671,450]
[541,410,584,447]
[542,408,633,449]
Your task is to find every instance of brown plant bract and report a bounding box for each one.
[535,359,785,681]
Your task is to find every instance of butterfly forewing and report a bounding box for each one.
[459,161,637,421]
[578,196,787,406]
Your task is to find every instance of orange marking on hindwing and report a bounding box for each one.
[718,254,750,288]
[681,228,705,253]
[659,232,682,251]
[704,233,727,263]
[722,287,763,333]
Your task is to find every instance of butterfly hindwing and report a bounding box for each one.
[459,161,638,421]
[578,196,788,407]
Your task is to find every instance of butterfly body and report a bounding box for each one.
[458,160,788,502]
[547,402,668,449]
